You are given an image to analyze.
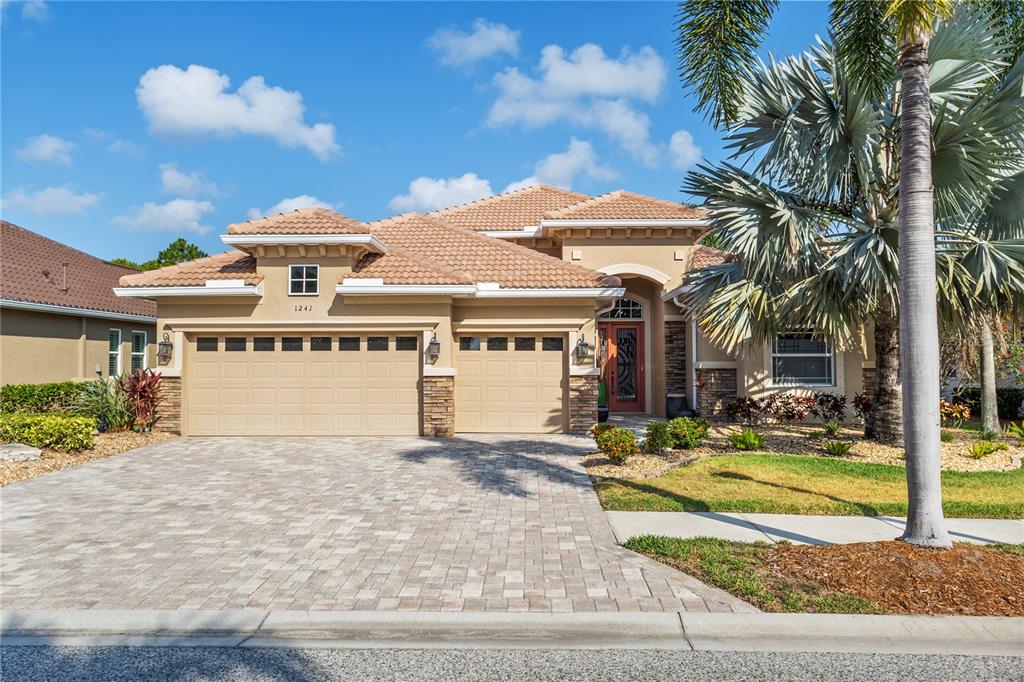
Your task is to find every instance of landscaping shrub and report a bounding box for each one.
[595,427,639,463]
[592,422,614,438]
[823,440,854,457]
[1005,421,1024,445]
[939,400,970,428]
[763,394,815,423]
[977,427,1001,442]
[812,392,847,421]
[74,379,133,432]
[724,397,768,425]
[643,421,673,454]
[969,441,1007,459]
[822,418,841,437]
[119,369,163,431]
[0,413,95,451]
[852,393,873,423]
[668,416,709,449]
[729,428,764,451]
[953,386,1024,420]
[940,430,955,443]
[0,381,87,414]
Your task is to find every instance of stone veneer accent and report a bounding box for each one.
[861,366,876,402]
[422,375,455,437]
[665,320,688,396]
[695,367,737,419]
[155,376,182,434]
[568,374,599,435]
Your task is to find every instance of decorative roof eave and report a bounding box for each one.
[337,280,625,299]
[539,218,710,229]
[221,233,389,254]
[114,281,264,299]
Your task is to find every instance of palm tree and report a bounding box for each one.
[676,4,1024,548]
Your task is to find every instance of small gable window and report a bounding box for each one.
[289,264,319,296]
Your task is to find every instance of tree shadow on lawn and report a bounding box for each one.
[597,477,712,512]
[398,435,596,499]
[710,471,882,516]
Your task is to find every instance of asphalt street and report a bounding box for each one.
[3,647,1023,681]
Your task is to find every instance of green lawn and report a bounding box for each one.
[595,454,1024,518]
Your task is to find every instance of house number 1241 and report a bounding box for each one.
[293,304,313,312]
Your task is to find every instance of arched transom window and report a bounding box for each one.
[600,297,643,319]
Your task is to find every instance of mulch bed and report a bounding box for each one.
[0,430,177,486]
[767,541,1024,616]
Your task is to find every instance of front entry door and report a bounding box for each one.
[601,322,645,412]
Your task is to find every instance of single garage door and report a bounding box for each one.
[454,334,566,433]
[186,334,420,435]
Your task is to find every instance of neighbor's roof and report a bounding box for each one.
[118,250,261,288]
[688,244,731,269]
[368,213,611,288]
[227,207,369,235]
[0,221,157,318]
[543,190,708,221]
[429,184,589,232]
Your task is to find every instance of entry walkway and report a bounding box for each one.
[606,512,1024,546]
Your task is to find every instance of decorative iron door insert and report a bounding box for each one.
[602,322,644,412]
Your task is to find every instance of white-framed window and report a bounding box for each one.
[130,331,148,371]
[599,297,643,319]
[289,264,319,295]
[772,333,834,386]
[108,329,122,376]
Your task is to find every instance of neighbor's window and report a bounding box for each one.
[367,336,389,351]
[542,337,564,351]
[487,337,508,351]
[289,264,319,295]
[459,337,481,351]
[515,337,536,351]
[254,337,275,351]
[281,337,303,351]
[339,337,360,351]
[772,333,834,386]
[396,336,418,351]
[130,331,148,371]
[196,337,217,352]
[599,298,643,319]
[225,337,246,352]
[108,329,122,375]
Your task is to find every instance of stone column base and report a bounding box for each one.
[155,376,182,434]
[695,367,737,419]
[568,374,598,435]
[422,375,455,437]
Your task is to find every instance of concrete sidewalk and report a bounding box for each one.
[2,609,1022,656]
[606,512,1024,546]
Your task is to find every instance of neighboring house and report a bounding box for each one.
[1,221,157,386]
[114,185,872,437]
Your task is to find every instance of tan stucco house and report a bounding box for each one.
[114,185,873,437]
[1,221,157,386]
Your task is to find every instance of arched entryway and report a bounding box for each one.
[598,296,647,412]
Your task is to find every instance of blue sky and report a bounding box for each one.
[1,1,829,263]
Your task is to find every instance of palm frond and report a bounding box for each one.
[830,0,897,102]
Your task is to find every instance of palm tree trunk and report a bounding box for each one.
[867,303,903,445]
[979,315,999,433]
[897,39,951,549]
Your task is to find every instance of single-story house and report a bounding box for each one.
[114,185,874,436]
[1,221,157,386]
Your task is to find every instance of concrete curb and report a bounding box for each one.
[2,609,1021,655]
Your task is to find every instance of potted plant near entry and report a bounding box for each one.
[598,380,609,423]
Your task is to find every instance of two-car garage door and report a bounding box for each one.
[186,334,420,435]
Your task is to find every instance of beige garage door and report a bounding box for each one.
[454,334,566,433]
[186,334,420,436]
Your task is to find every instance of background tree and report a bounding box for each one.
[111,239,208,271]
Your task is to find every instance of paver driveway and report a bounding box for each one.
[1,435,752,613]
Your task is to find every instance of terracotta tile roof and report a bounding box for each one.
[367,213,612,289]
[429,184,590,232]
[543,190,708,221]
[348,250,473,285]
[226,207,368,235]
[118,250,261,287]
[689,244,731,269]
[0,221,156,318]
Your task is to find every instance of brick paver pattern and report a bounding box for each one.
[1,435,754,613]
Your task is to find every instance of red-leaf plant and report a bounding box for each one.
[119,369,163,431]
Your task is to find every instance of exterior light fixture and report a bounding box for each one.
[573,335,590,363]
[426,333,441,363]
[157,332,174,363]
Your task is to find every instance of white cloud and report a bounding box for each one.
[246,194,339,219]
[428,18,519,68]
[668,129,702,169]
[389,173,493,212]
[504,138,617,191]
[1,185,100,215]
[159,163,217,197]
[113,199,214,234]
[21,0,47,20]
[136,64,340,160]
[17,134,75,165]
[84,128,143,155]
[487,43,667,165]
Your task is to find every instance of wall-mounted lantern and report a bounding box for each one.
[573,335,591,363]
[157,332,174,364]
[426,332,441,363]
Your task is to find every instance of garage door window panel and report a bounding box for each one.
[254,337,275,351]
[282,337,303,351]
[515,337,536,351]
[310,336,331,351]
[196,337,217,352]
[339,337,360,351]
[487,337,508,351]
[225,337,246,352]
[368,336,389,351]
[542,337,563,351]
[460,337,481,351]
[396,336,417,351]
